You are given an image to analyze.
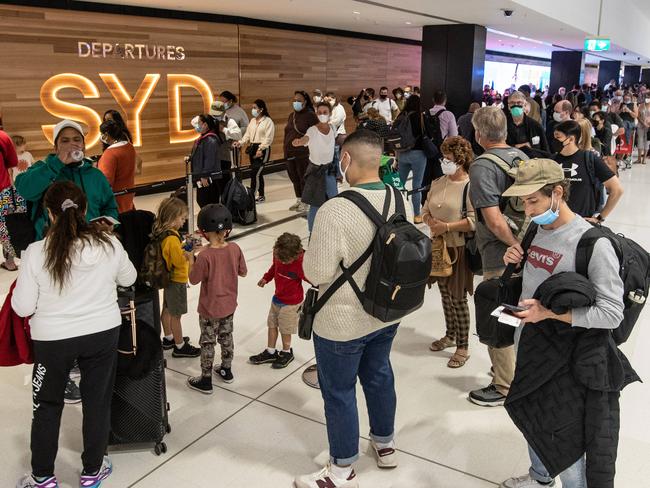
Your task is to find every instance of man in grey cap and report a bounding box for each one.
[498,158,625,488]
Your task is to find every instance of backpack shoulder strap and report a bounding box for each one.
[575,225,622,278]
[461,181,470,217]
[336,186,390,228]
[478,152,517,176]
[312,186,394,313]
[500,223,538,282]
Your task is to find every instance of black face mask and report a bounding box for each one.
[380,94,387,100]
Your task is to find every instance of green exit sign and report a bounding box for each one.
[585,38,611,51]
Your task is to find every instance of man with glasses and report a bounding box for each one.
[507,91,549,156]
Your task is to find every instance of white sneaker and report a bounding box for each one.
[289,199,301,211]
[371,440,398,468]
[297,202,309,212]
[500,474,555,487]
[15,474,59,488]
[294,463,359,488]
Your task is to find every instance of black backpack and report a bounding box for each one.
[576,224,650,345]
[222,177,257,225]
[423,108,447,148]
[308,185,432,323]
[385,112,416,152]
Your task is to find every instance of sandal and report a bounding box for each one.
[430,336,456,352]
[1,262,17,272]
[447,349,470,368]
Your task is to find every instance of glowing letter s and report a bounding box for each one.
[40,73,102,147]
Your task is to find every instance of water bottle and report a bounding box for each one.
[70,150,84,162]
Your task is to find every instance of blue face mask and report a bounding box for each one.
[531,193,560,226]
[293,101,303,111]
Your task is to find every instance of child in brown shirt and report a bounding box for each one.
[186,204,247,394]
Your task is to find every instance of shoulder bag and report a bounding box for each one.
[473,223,538,348]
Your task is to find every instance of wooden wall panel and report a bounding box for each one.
[238,25,327,164]
[0,6,421,186]
[0,5,239,184]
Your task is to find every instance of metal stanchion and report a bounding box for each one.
[185,157,195,235]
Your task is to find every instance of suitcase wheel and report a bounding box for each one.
[154,442,167,455]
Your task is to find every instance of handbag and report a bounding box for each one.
[298,287,319,340]
[4,187,34,255]
[429,235,456,278]
[461,182,482,275]
[474,224,538,348]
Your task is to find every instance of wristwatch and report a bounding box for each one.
[595,214,605,223]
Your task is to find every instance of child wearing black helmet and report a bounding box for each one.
[186,204,247,394]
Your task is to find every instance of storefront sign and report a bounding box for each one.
[40,73,214,147]
[78,41,186,60]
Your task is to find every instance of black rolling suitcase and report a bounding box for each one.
[110,287,170,456]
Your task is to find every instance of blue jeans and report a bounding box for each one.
[307,172,338,232]
[397,149,427,216]
[314,324,399,465]
[529,445,587,488]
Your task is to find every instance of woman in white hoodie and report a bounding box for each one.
[12,181,137,488]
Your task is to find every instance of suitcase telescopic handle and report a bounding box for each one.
[117,300,138,356]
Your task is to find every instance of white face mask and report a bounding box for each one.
[318,114,330,124]
[251,108,259,118]
[313,96,322,103]
[440,158,458,175]
[645,99,650,104]
[553,112,564,123]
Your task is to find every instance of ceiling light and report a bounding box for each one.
[405,21,412,25]
[353,11,361,14]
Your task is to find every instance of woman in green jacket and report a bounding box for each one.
[15,120,118,241]
[14,119,118,405]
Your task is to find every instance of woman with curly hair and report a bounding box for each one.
[422,136,476,368]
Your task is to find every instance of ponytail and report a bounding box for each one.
[43,181,113,291]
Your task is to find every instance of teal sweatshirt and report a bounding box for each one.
[15,154,119,240]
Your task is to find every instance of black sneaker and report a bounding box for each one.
[256,196,265,203]
[272,349,295,369]
[468,384,506,407]
[187,376,213,394]
[172,341,200,358]
[162,336,190,350]
[64,378,82,404]
[249,349,279,365]
[214,365,234,383]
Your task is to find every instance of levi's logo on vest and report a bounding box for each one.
[527,245,564,273]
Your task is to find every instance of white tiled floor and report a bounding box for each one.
[0,164,648,488]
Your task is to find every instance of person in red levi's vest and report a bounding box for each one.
[11,181,136,488]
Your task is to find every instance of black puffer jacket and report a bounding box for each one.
[505,272,640,488]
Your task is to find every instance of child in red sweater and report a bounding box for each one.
[250,232,307,369]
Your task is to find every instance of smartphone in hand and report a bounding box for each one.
[90,215,120,227]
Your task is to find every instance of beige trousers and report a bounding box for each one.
[482,268,516,396]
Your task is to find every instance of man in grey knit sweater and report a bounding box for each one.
[295,130,412,488]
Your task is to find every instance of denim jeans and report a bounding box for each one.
[314,324,399,465]
[397,149,427,215]
[528,445,587,488]
[307,172,339,232]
